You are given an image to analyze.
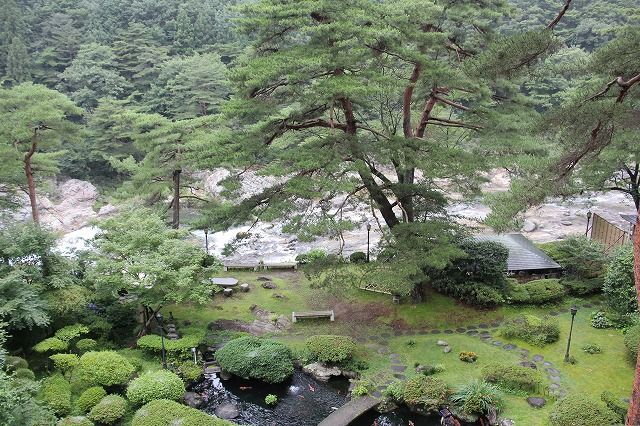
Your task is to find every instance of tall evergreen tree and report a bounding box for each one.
[0,0,26,79]
[33,13,83,87]
[4,37,31,84]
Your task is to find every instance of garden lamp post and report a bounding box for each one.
[204,228,209,256]
[366,222,371,263]
[156,312,167,369]
[191,347,197,365]
[564,306,578,362]
[585,211,592,237]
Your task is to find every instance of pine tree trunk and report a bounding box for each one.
[23,132,39,225]
[626,211,640,425]
[172,169,181,229]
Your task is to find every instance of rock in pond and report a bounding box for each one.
[215,402,240,419]
[183,392,203,408]
[303,362,342,381]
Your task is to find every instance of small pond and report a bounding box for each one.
[352,406,480,426]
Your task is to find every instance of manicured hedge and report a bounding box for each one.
[131,399,233,426]
[481,363,542,392]
[77,351,135,386]
[136,333,203,359]
[127,370,186,405]
[34,337,68,353]
[306,335,356,364]
[88,395,127,425]
[603,245,636,315]
[75,339,98,353]
[13,367,36,380]
[57,416,94,426]
[501,314,560,346]
[601,391,628,423]
[55,324,90,342]
[40,374,72,416]
[215,336,294,383]
[624,324,640,361]
[50,353,79,374]
[4,355,28,371]
[349,251,367,264]
[76,386,107,414]
[402,376,451,414]
[549,394,618,426]
[562,277,604,296]
[507,279,565,304]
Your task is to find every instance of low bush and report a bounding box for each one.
[57,416,94,426]
[13,367,35,380]
[88,395,127,425]
[549,393,618,426]
[540,236,608,278]
[131,399,233,426]
[77,351,135,386]
[126,370,186,405]
[417,364,445,376]
[402,376,451,414]
[590,311,613,329]
[306,335,356,364]
[603,245,636,315]
[50,353,79,375]
[383,380,404,402]
[75,339,98,353]
[40,374,72,416]
[175,362,203,382]
[295,249,327,264]
[624,324,640,361]
[601,391,628,423]
[349,251,367,264]
[481,363,542,392]
[507,279,565,304]
[452,379,503,416]
[34,337,68,353]
[55,324,90,342]
[76,386,107,414]
[4,355,28,371]
[501,314,560,346]
[459,351,477,363]
[136,333,203,360]
[582,343,602,354]
[265,394,278,405]
[351,382,370,397]
[562,278,604,296]
[215,336,294,383]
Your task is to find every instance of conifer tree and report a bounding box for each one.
[4,37,31,84]
[33,13,83,87]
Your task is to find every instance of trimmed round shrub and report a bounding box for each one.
[402,376,451,414]
[582,343,602,354]
[40,374,72,416]
[562,277,604,296]
[57,416,94,426]
[127,370,186,405]
[549,393,618,426]
[540,236,608,278]
[452,379,503,415]
[349,251,367,264]
[175,361,203,382]
[306,335,356,364]
[601,391,628,423]
[624,324,640,361]
[76,386,107,414]
[507,279,565,304]
[13,367,36,380]
[78,351,135,386]
[88,395,127,425]
[603,245,636,315]
[215,336,294,383]
[50,353,79,374]
[136,333,203,359]
[131,399,233,426]
[75,339,98,353]
[481,363,542,392]
[501,314,559,346]
[34,337,68,353]
[4,355,28,371]
[55,324,90,342]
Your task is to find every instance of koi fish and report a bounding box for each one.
[308,384,315,392]
[239,386,252,390]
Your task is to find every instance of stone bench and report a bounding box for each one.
[291,310,335,323]
[263,262,298,270]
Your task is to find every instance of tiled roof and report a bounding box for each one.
[473,233,562,272]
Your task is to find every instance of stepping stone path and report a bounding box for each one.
[532,355,544,362]
[527,397,546,408]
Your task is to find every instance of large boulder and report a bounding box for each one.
[183,392,203,408]
[302,362,342,381]
[214,402,239,419]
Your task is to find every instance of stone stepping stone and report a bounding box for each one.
[503,344,516,350]
[527,397,546,408]
[480,335,492,341]
[479,323,489,329]
[550,375,561,383]
[393,330,403,336]
[377,348,390,355]
[390,353,401,359]
[491,322,501,327]
[466,325,477,330]
[355,337,367,343]
[466,330,478,335]
[520,349,529,356]
[377,385,387,391]
[418,330,428,335]
[391,359,402,365]
[444,329,454,334]
[391,365,407,372]
[372,391,382,398]
[542,361,552,367]
[557,389,567,397]
[549,311,559,316]
[380,332,391,338]
[492,341,503,346]
[393,373,406,380]
[456,328,466,333]
[546,368,560,375]
[532,355,544,362]
[431,329,441,334]
[549,383,560,390]
[379,340,389,346]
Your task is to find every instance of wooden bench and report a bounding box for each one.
[291,310,335,323]
[223,263,260,271]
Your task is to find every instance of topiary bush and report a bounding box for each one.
[50,353,79,375]
[549,393,618,426]
[55,324,90,343]
[175,361,203,383]
[76,386,107,414]
[75,339,98,353]
[77,351,135,386]
[4,355,28,371]
[603,245,636,315]
[402,376,451,414]
[131,399,233,426]
[601,391,628,423]
[481,363,542,392]
[501,314,560,346]
[624,324,640,361]
[40,374,72,416]
[349,251,367,264]
[306,335,357,364]
[452,379,503,416]
[215,336,294,383]
[34,337,69,353]
[126,370,186,406]
[57,416,94,426]
[562,277,604,296]
[87,395,127,425]
[13,367,35,380]
[136,333,203,360]
[507,279,565,304]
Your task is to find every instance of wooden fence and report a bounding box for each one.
[589,213,630,251]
